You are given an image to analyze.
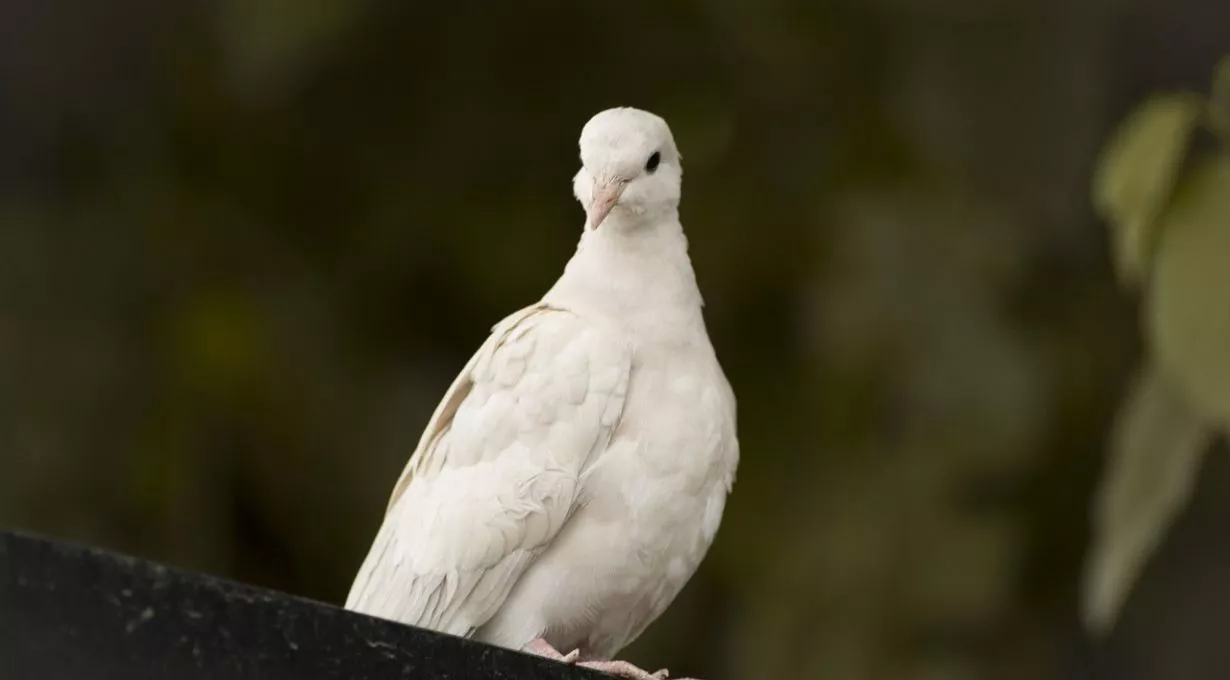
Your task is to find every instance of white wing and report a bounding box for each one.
[345,303,631,637]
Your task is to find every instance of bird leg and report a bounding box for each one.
[522,638,695,680]
[522,637,579,663]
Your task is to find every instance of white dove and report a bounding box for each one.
[345,107,739,680]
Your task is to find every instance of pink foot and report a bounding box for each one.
[522,637,579,663]
[578,659,679,680]
[522,638,700,680]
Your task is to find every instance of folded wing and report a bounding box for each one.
[345,304,631,637]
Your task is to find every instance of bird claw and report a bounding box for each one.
[523,639,695,680]
[577,659,672,680]
[523,638,579,663]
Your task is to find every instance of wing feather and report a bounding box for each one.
[345,303,631,636]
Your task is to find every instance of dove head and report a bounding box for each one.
[573,107,682,232]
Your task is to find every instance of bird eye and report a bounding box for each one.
[645,151,661,173]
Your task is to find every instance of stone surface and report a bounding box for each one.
[0,530,604,680]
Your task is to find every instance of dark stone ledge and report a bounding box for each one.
[0,530,604,680]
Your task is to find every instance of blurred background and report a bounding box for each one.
[5,1,1230,679]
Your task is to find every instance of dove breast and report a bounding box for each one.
[473,332,738,659]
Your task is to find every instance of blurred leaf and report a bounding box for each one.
[1083,365,1210,635]
[1148,156,1230,423]
[1092,93,1203,287]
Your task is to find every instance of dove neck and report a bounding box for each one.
[545,217,707,341]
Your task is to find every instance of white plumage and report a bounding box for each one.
[346,107,738,678]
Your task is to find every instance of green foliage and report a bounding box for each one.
[1092,93,1202,286]
[1085,56,1230,637]
[1148,156,1230,422]
[1084,366,1209,634]
[1092,59,1230,424]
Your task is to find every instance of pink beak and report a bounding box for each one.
[586,179,625,230]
